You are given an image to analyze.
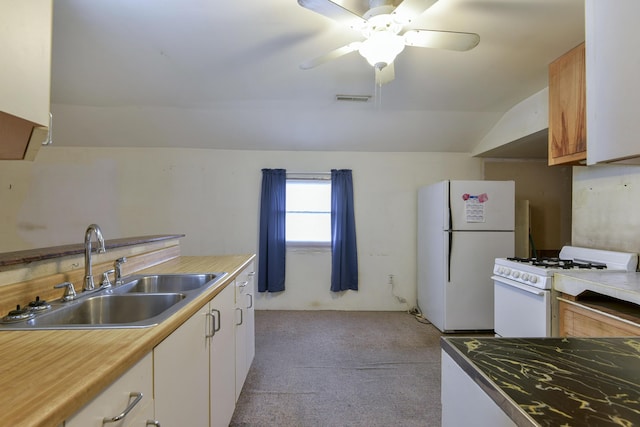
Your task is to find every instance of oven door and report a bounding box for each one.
[493,276,551,337]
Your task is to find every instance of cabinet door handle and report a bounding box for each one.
[247,293,253,309]
[248,271,256,277]
[211,308,221,332]
[238,280,248,288]
[42,112,53,146]
[146,421,161,427]
[102,392,143,424]
[205,312,215,338]
[236,307,243,326]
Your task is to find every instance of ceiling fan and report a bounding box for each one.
[298,0,480,85]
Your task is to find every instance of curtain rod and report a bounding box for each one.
[286,172,331,181]
[286,172,330,175]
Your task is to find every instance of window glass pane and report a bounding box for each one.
[286,179,331,243]
[286,181,330,212]
[286,213,331,242]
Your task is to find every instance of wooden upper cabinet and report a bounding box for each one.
[548,42,586,166]
[0,0,52,160]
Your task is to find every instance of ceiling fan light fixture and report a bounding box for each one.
[358,31,405,67]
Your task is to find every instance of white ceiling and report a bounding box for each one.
[50,0,585,153]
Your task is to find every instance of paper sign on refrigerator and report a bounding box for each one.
[462,193,488,223]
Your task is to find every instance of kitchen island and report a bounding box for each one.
[0,235,255,427]
[441,336,640,426]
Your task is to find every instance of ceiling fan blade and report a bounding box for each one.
[375,62,395,86]
[300,42,362,70]
[392,0,439,23]
[298,0,367,30]
[403,30,480,51]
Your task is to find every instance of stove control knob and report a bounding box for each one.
[521,273,529,281]
[503,268,511,275]
[512,271,520,279]
[530,276,538,284]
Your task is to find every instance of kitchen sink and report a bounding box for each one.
[26,294,185,328]
[0,272,228,330]
[117,273,221,293]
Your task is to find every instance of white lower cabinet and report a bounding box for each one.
[154,302,210,426]
[154,283,237,427]
[234,262,255,401]
[210,282,237,427]
[64,353,155,427]
[65,272,255,427]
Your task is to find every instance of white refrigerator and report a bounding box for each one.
[417,180,515,332]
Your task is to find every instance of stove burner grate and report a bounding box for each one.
[506,257,607,270]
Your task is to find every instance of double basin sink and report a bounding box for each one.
[0,273,227,330]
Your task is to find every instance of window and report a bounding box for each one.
[286,178,331,244]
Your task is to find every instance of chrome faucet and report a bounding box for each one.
[84,224,106,291]
[113,257,127,286]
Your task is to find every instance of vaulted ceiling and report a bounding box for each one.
[50,0,585,153]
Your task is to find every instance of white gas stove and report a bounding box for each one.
[493,246,638,290]
[492,246,638,337]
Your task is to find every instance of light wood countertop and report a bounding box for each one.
[0,254,255,427]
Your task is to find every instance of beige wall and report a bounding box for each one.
[0,147,484,311]
[572,164,640,253]
[484,160,572,256]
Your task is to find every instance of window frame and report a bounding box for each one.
[285,175,332,248]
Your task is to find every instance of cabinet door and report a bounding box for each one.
[154,304,209,426]
[0,0,51,126]
[586,0,640,164]
[245,266,256,370]
[548,42,586,166]
[558,298,640,337]
[65,353,153,427]
[234,278,248,401]
[239,262,256,369]
[210,284,236,427]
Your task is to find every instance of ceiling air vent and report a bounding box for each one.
[335,94,372,102]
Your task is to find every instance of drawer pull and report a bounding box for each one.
[146,421,161,427]
[102,392,143,424]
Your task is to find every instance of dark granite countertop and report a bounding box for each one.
[0,234,185,267]
[441,337,640,427]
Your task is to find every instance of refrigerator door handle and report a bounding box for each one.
[447,180,452,282]
[447,230,452,282]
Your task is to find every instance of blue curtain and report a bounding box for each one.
[331,169,358,292]
[258,169,286,293]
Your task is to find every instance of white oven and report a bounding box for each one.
[492,246,637,337]
[492,259,556,337]
[494,276,554,337]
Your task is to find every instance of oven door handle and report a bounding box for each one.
[492,276,546,296]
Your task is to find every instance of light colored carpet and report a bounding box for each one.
[230,310,445,427]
